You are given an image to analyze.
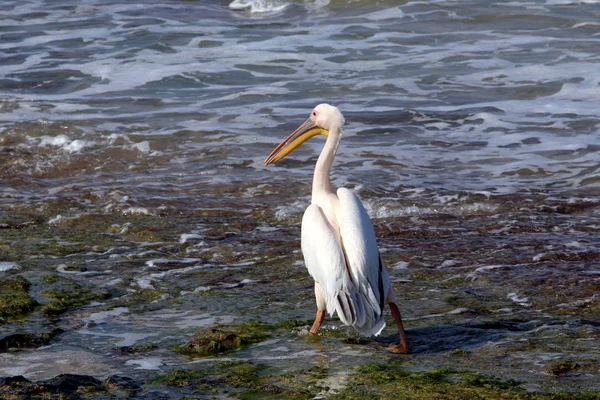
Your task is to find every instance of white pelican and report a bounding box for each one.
[264,104,409,353]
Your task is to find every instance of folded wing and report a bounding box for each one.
[301,190,391,337]
[337,188,390,336]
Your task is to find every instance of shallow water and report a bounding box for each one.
[1,0,599,397]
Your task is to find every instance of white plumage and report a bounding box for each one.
[302,188,391,336]
[264,104,408,353]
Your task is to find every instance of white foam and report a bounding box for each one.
[64,139,88,153]
[125,357,163,370]
[85,307,130,324]
[179,233,204,244]
[122,207,151,215]
[2,0,599,195]
[48,215,63,224]
[131,141,150,153]
[38,135,89,153]
[229,0,289,13]
[274,199,306,220]
[145,258,204,268]
[39,134,70,147]
[393,261,409,270]
[135,278,155,290]
[439,260,460,268]
[56,264,112,276]
[0,262,19,272]
[507,292,530,307]
[364,7,405,21]
[467,264,507,280]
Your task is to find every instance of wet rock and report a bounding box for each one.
[0,275,38,322]
[544,359,598,377]
[153,361,324,398]
[0,329,63,352]
[104,375,140,396]
[39,274,112,317]
[0,374,101,398]
[0,375,31,387]
[113,344,158,353]
[0,373,140,399]
[43,373,103,393]
[177,326,268,357]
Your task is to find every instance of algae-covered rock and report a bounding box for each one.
[0,329,63,352]
[0,373,139,399]
[328,362,600,400]
[0,275,37,322]
[0,275,30,291]
[545,359,598,377]
[178,327,267,357]
[39,274,112,316]
[153,361,326,399]
[44,374,103,393]
[103,375,140,397]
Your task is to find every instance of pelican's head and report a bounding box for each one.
[264,103,344,166]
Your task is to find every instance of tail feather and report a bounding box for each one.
[333,288,387,337]
[335,290,356,325]
[354,291,386,336]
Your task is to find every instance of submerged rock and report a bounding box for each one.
[43,374,103,393]
[0,373,139,399]
[178,327,268,357]
[0,329,64,352]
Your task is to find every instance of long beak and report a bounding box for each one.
[264,118,328,166]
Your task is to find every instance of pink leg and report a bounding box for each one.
[386,302,409,354]
[309,309,326,335]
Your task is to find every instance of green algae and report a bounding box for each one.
[0,291,37,322]
[175,319,325,358]
[0,374,139,399]
[176,325,268,357]
[0,275,37,322]
[329,363,600,400]
[42,287,111,315]
[153,361,327,399]
[0,275,31,291]
[0,185,598,399]
[153,368,206,387]
[39,274,112,316]
[545,359,599,377]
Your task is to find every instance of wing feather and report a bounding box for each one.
[337,188,391,336]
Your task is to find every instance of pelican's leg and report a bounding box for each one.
[387,301,409,354]
[309,309,326,335]
[309,283,327,335]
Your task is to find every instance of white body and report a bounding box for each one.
[264,104,399,339]
[296,104,393,337]
[301,187,392,336]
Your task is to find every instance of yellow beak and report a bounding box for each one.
[264,118,328,166]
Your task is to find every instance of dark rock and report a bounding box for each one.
[0,329,64,352]
[0,375,31,387]
[104,374,140,392]
[43,373,102,393]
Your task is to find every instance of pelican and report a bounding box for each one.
[264,104,409,353]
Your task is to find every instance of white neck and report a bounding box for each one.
[312,124,342,202]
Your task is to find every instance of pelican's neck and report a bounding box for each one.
[312,124,342,202]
